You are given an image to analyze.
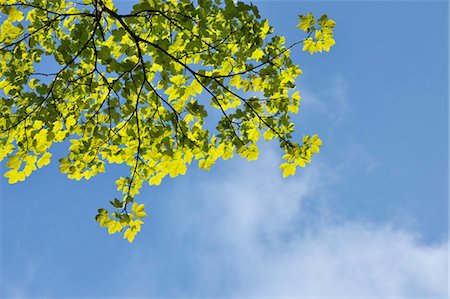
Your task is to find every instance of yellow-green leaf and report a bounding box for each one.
[280,163,296,177]
[263,130,275,141]
[123,228,136,243]
[37,152,52,168]
[191,80,203,94]
[107,221,122,234]
[8,7,24,22]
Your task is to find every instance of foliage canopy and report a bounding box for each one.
[0,0,335,242]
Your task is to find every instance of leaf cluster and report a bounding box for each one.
[0,0,335,242]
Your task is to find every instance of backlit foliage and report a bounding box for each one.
[0,0,335,242]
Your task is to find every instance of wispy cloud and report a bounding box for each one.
[194,148,447,297]
[228,221,447,297]
[122,144,447,297]
[300,75,349,125]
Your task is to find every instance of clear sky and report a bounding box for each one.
[1,1,448,298]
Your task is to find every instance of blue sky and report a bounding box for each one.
[1,1,448,298]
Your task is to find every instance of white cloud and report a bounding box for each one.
[300,75,349,125]
[126,145,447,297]
[230,222,447,297]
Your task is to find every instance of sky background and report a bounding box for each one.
[1,1,448,298]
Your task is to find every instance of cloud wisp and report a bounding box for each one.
[299,75,350,126]
[124,145,448,298]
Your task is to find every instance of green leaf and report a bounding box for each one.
[110,198,124,209]
[191,80,203,94]
[8,7,24,23]
[37,152,52,168]
[280,163,296,177]
[297,13,315,32]
[123,228,137,243]
[107,221,122,234]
